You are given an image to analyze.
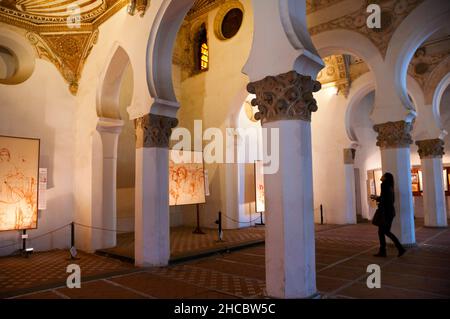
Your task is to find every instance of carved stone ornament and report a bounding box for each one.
[416,139,445,159]
[135,114,178,148]
[247,71,321,124]
[127,0,149,17]
[343,148,356,164]
[373,121,413,149]
[0,0,128,95]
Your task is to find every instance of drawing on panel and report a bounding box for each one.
[0,136,40,231]
[255,160,265,212]
[169,151,206,206]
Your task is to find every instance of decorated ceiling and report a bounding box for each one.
[0,0,128,94]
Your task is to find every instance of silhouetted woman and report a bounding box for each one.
[371,173,406,257]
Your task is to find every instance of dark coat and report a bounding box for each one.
[377,182,396,221]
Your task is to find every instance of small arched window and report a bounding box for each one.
[195,23,208,71]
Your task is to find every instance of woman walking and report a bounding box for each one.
[371,172,406,257]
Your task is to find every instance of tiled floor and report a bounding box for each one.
[99,225,268,261]
[2,220,450,299]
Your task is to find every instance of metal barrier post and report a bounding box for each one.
[320,205,324,225]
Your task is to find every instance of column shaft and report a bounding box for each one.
[416,139,447,227]
[134,114,177,267]
[248,71,321,298]
[374,121,416,246]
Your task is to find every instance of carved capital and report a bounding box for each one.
[343,148,356,165]
[416,138,445,159]
[247,71,321,124]
[373,121,413,149]
[135,114,178,148]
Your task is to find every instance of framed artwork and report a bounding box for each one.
[373,169,382,196]
[444,167,449,195]
[169,150,206,206]
[410,168,423,196]
[254,160,265,212]
[443,168,448,192]
[0,135,40,232]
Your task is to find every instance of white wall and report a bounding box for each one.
[0,59,75,255]
[312,86,357,224]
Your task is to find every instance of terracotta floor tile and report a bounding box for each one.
[339,282,446,299]
[14,290,63,299]
[190,259,265,281]
[317,276,352,293]
[56,280,147,299]
[111,272,209,298]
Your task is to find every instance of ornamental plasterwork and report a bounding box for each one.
[408,45,450,104]
[135,114,179,148]
[416,138,445,159]
[247,71,321,124]
[317,54,351,97]
[187,0,225,21]
[0,0,128,95]
[373,120,413,149]
[309,0,424,58]
[306,0,346,14]
[127,0,149,17]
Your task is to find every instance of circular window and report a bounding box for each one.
[221,8,243,39]
[214,1,244,40]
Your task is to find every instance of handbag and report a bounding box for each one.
[372,208,385,227]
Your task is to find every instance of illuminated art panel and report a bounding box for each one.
[169,151,206,206]
[0,136,39,231]
[255,160,265,212]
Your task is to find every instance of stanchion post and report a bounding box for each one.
[69,222,78,259]
[215,211,223,241]
[71,222,75,248]
[193,203,205,234]
[320,204,324,225]
[22,229,26,252]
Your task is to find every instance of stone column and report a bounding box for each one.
[247,71,321,298]
[343,148,357,224]
[96,118,124,249]
[416,139,447,227]
[134,113,178,267]
[373,121,415,246]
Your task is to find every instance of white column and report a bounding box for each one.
[97,118,123,249]
[416,139,447,227]
[248,71,320,298]
[374,121,416,246]
[343,148,357,224]
[134,114,178,267]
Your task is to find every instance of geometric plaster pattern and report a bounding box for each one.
[309,0,424,58]
[0,0,128,95]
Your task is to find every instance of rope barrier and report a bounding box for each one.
[221,213,261,225]
[73,222,130,234]
[0,223,71,250]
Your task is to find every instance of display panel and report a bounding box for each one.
[255,160,265,212]
[0,135,40,231]
[169,150,206,206]
[374,169,382,196]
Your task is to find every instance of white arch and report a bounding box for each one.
[146,0,195,118]
[433,72,450,134]
[385,0,450,113]
[96,43,133,120]
[0,27,35,85]
[344,72,375,144]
